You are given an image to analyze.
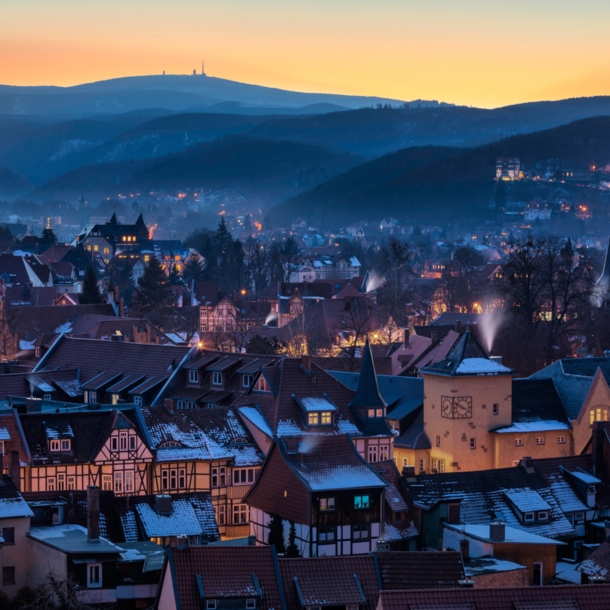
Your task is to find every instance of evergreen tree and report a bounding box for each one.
[182,255,206,285]
[80,264,102,304]
[131,256,174,316]
[245,335,283,355]
[286,521,300,557]
[267,514,286,554]
[40,227,57,246]
[168,266,183,287]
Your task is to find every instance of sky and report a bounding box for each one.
[2,0,610,108]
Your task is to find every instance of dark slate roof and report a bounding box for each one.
[503,378,571,429]
[579,537,610,581]
[0,369,80,401]
[279,556,379,610]
[377,584,610,610]
[430,313,482,327]
[37,336,189,384]
[168,546,285,610]
[403,465,576,540]
[395,410,431,450]
[421,330,511,377]
[376,551,464,589]
[529,359,610,420]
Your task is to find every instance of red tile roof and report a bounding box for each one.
[376,552,464,589]
[168,546,285,610]
[377,585,610,610]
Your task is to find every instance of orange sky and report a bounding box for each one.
[2,0,610,108]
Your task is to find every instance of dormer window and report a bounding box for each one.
[320,411,332,425]
[243,374,253,388]
[367,408,384,418]
[50,439,71,452]
[308,413,319,426]
[537,511,549,521]
[189,370,199,384]
[61,439,71,451]
[254,375,270,392]
[524,512,535,522]
[212,372,223,386]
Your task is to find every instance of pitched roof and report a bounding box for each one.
[348,338,387,409]
[167,546,285,610]
[579,536,610,580]
[279,556,379,610]
[376,551,464,589]
[421,331,512,377]
[377,584,610,610]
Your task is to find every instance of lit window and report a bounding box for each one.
[320,497,335,511]
[112,394,119,405]
[354,495,370,509]
[212,372,223,386]
[308,412,319,426]
[590,408,609,424]
[254,375,270,392]
[320,411,332,425]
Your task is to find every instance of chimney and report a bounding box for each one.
[402,465,416,482]
[9,451,20,491]
[521,456,535,474]
[164,398,175,414]
[589,575,607,585]
[460,538,470,561]
[114,285,119,303]
[455,320,462,332]
[301,354,311,372]
[489,522,505,541]
[430,330,439,344]
[176,534,189,550]
[458,579,475,588]
[119,297,125,318]
[155,494,173,515]
[87,485,100,542]
[404,329,410,347]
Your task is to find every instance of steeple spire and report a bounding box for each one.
[349,337,386,408]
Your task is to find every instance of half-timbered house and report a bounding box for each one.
[17,407,153,495]
[245,435,387,557]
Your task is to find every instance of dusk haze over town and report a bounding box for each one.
[4,2,610,610]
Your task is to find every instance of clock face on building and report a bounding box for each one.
[440,396,473,419]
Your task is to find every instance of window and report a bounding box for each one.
[67,476,75,490]
[493,403,499,415]
[320,411,332,425]
[308,412,319,426]
[212,372,223,386]
[112,394,119,405]
[379,444,390,461]
[57,473,65,490]
[44,393,52,401]
[319,497,335,511]
[179,468,186,489]
[419,459,425,472]
[206,602,217,610]
[558,435,566,444]
[87,563,102,589]
[215,504,226,526]
[233,468,255,485]
[318,526,335,542]
[2,566,15,586]
[538,511,549,521]
[367,409,384,418]
[575,511,585,522]
[89,391,97,404]
[189,370,199,383]
[524,512,535,522]
[102,474,112,491]
[254,375,270,392]
[246,600,256,610]
[50,439,60,452]
[129,435,136,450]
[61,439,71,451]
[114,471,123,493]
[403,458,409,467]
[133,395,143,407]
[170,469,177,490]
[120,432,128,450]
[470,438,476,450]
[368,445,378,462]
[242,374,253,388]
[212,467,226,488]
[111,437,118,451]
[590,408,609,424]
[47,477,56,491]
[125,471,134,493]
[515,438,523,446]
[354,495,370,509]
[233,503,248,524]
[432,458,445,473]
[436,435,441,447]
[536,437,545,445]
[161,470,169,491]
[352,524,370,540]
[2,527,14,545]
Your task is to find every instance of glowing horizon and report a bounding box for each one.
[2,0,610,109]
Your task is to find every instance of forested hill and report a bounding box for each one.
[267,116,610,229]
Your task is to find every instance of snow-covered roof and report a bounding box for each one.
[239,407,274,438]
[349,257,361,267]
[296,463,385,492]
[135,497,216,538]
[464,556,526,577]
[567,470,602,485]
[495,421,570,433]
[504,489,551,513]
[0,495,34,518]
[445,523,565,545]
[454,358,512,375]
[297,397,338,413]
[0,427,10,440]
